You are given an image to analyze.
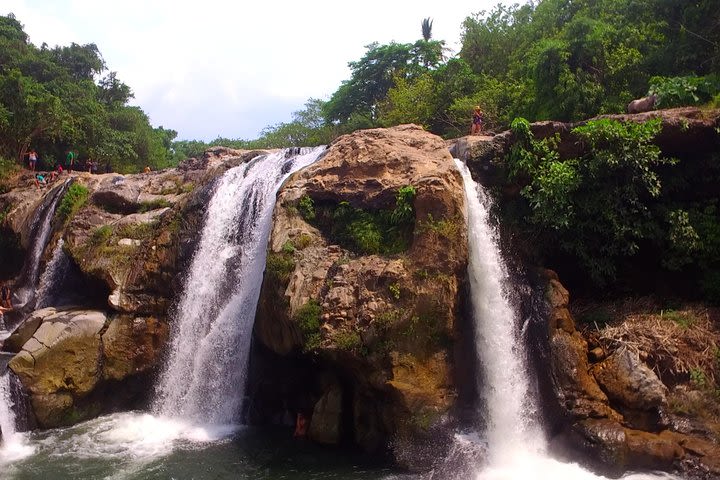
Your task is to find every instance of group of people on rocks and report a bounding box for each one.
[24,148,111,189]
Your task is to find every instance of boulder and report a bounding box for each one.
[2,307,56,353]
[8,308,106,426]
[627,95,657,114]
[592,347,668,411]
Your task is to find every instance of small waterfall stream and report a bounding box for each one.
[0,371,33,463]
[14,179,71,313]
[35,239,70,309]
[455,159,679,480]
[154,147,325,424]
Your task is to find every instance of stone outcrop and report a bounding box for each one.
[254,124,468,469]
[6,307,166,427]
[543,270,720,478]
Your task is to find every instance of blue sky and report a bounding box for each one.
[4,0,508,141]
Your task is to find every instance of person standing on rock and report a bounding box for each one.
[471,106,484,135]
[66,150,75,172]
[28,149,38,171]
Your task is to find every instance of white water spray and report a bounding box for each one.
[154,147,325,424]
[35,238,69,309]
[0,373,34,463]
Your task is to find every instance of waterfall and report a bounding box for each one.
[455,159,680,480]
[14,179,71,313]
[153,147,325,425]
[455,159,544,463]
[35,238,70,309]
[0,371,33,462]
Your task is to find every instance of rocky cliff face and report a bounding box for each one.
[253,124,469,469]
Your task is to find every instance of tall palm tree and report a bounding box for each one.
[421,18,433,41]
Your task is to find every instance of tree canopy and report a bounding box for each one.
[0,13,175,173]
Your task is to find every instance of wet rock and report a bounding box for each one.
[101,315,168,381]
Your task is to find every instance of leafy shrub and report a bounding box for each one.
[56,183,89,224]
[298,194,315,220]
[303,186,417,255]
[294,299,322,352]
[508,117,674,283]
[331,329,361,351]
[649,75,720,108]
[266,252,295,283]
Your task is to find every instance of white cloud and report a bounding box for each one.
[4,0,508,140]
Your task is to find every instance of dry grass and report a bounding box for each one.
[574,298,720,388]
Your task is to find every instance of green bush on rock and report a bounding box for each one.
[508,117,676,283]
[299,186,417,255]
[56,184,89,225]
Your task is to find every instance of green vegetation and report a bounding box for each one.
[0,15,176,173]
[295,233,313,250]
[298,195,315,220]
[389,283,401,300]
[165,1,717,151]
[55,183,89,224]
[115,221,157,240]
[508,117,679,283]
[294,299,323,352]
[266,252,295,283]
[0,156,19,193]
[299,186,416,256]
[650,75,720,108]
[90,225,112,245]
[331,329,362,352]
[418,213,462,240]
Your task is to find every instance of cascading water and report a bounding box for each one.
[154,147,325,425]
[14,179,71,313]
[35,238,70,309]
[454,159,679,480]
[0,371,34,463]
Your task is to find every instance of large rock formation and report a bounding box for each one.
[450,107,720,186]
[253,124,468,469]
[6,307,167,427]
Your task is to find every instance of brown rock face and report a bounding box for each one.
[6,308,168,428]
[254,125,467,469]
[544,271,719,478]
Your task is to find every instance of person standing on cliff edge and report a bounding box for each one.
[66,149,75,172]
[471,106,484,135]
